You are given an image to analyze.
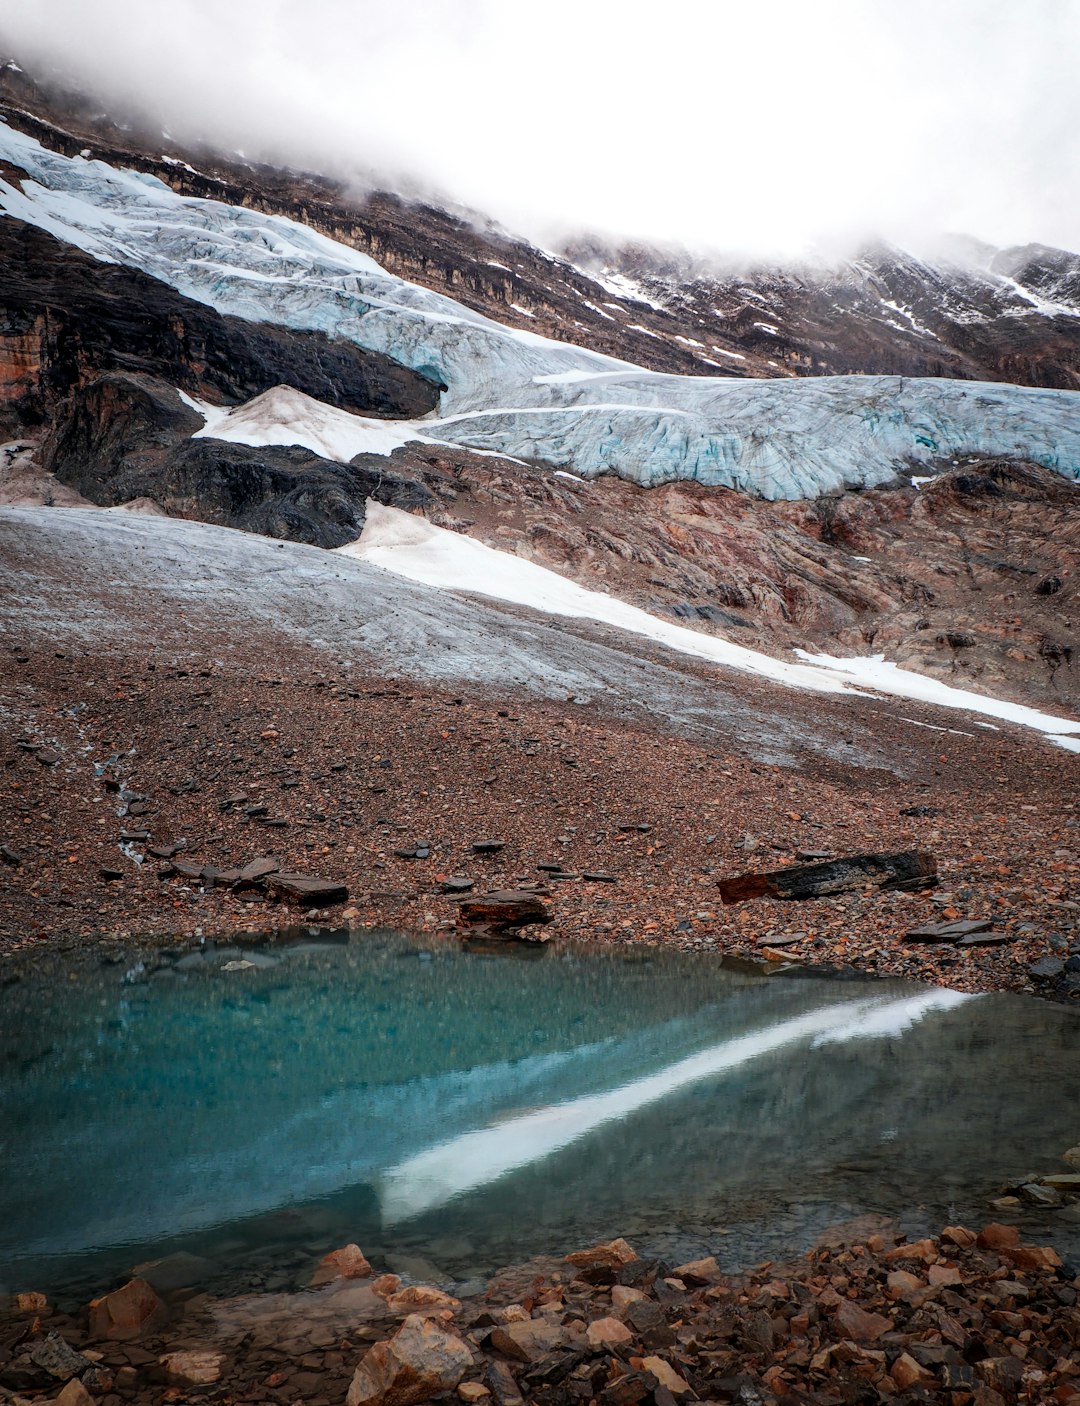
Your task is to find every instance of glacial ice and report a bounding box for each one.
[3,121,1080,501]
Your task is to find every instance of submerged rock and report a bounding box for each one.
[87,1277,167,1341]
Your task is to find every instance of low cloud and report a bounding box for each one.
[3,0,1078,259]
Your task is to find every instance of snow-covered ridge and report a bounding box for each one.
[346,504,1080,749]
[3,122,1080,501]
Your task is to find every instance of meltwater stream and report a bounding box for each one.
[2,929,1078,1301]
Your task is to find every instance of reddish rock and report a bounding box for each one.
[456,890,552,935]
[977,1222,1022,1252]
[941,1225,978,1248]
[311,1242,372,1286]
[160,1349,224,1386]
[346,1313,473,1406]
[565,1238,638,1273]
[386,1285,461,1316]
[586,1316,633,1349]
[834,1299,892,1342]
[488,1318,565,1364]
[87,1278,167,1341]
[891,1352,932,1390]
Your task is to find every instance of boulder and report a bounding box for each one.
[566,1238,639,1272]
[385,1285,460,1316]
[160,1349,225,1386]
[346,1313,473,1406]
[87,1278,167,1341]
[266,872,349,907]
[55,1381,95,1406]
[311,1243,372,1286]
[456,890,553,935]
[585,1316,633,1349]
[487,1318,564,1364]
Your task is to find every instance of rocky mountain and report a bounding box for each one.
[0,53,1076,714]
[5,57,1080,392]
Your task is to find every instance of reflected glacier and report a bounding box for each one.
[3,929,1079,1297]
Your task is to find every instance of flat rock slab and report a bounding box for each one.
[718,850,937,903]
[266,873,349,907]
[457,890,553,932]
[906,918,995,942]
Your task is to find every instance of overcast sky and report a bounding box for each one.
[3,0,1078,259]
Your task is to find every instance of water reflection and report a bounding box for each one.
[379,990,971,1223]
[1,929,1077,1296]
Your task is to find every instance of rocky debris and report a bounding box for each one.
[718,850,938,903]
[2,1219,1079,1406]
[160,854,347,908]
[456,890,553,938]
[0,845,21,865]
[86,1278,167,1341]
[346,1313,474,1406]
[159,1348,224,1386]
[311,1243,373,1287]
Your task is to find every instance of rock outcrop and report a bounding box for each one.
[0,219,440,439]
[41,372,434,546]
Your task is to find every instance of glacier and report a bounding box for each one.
[2,121,1080,500]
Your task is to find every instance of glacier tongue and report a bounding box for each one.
[2,122,1080,500]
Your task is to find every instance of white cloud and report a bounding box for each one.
[3,0,1078,258]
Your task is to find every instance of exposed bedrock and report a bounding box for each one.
[43,372,434,547]
[0,220,440,437]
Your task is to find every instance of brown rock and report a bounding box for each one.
[640,1357,692,1396]
[346,1314,473,1406]
[456,890,552,934]
[885,1269,924,1303]
[55,1381,95,1406]
[386,1286,461,1316]
[883,1237,938,1264]
[928,1263,963,1286]
[266,872,348,906]
[13,1291,48,1312]
[1002,1243,1062,1271]
[671,1256,720,1285]
[457,1385,490,1403]
[941,1225,978,1249]
[311,1242,372,1286]
[586,1316,633,1349]
[87,1278,167,1341]
[977,1223,1021,1252]
[159,1349,224,1386]
[372,1273,404,1299]
[834,1300,892,1342]
[565,1238,639,1273]
[891,1353,932,1390]
[488,1318,565,1364]
[611,1285,648,1313]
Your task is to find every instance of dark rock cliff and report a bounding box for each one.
[41,371,434,547]
[0,219,440,439]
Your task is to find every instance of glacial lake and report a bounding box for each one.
[2,928,1078,1303]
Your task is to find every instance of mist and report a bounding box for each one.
[3,0,1078,260]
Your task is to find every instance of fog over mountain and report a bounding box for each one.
[3,0,1079,259]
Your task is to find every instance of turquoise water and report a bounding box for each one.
[2,928,1078,1301]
